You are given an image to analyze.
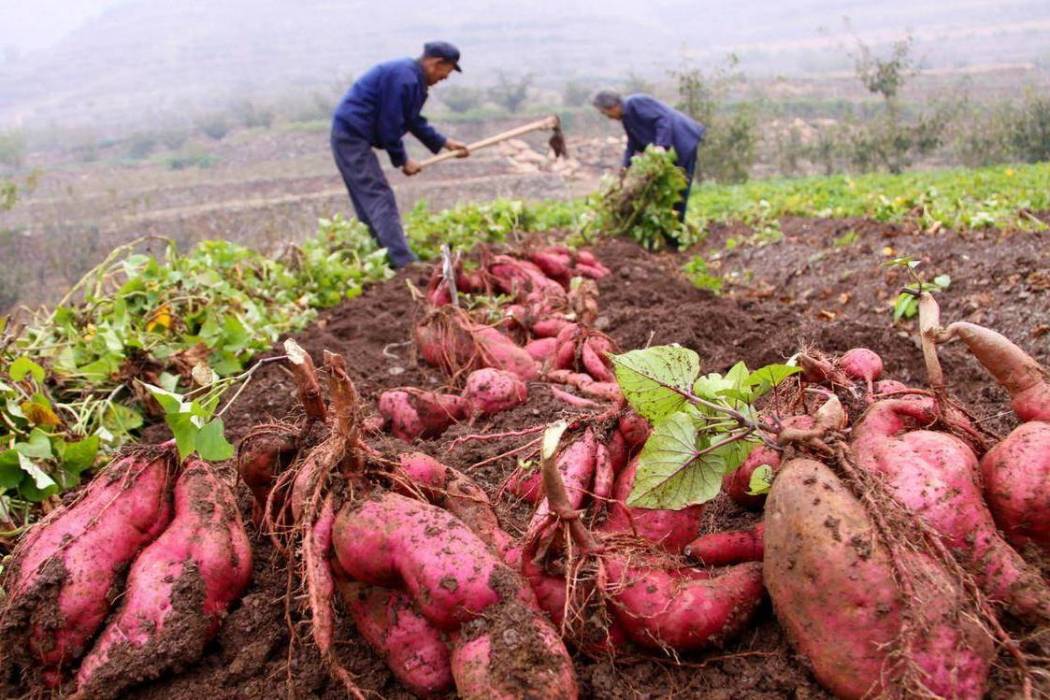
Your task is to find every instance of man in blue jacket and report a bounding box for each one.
[593,90,705,225]
[331,42,469,268]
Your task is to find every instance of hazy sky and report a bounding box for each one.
[0,0,126,52]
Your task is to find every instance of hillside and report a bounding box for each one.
[1,0,1049,128]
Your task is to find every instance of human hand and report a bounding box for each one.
[402,160,422,176]
[445,139,470,158]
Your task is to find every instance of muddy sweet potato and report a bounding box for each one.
[602,555,764,651]
[853,398,1050,620]
[980,421,1050,555]
[463,368,527,415]
[335,579,453,696]
[74,460,251,699]
[450,599,577,700]
[600,458,703,552]
[765,458,994,699]
[331,492,533,630]
[836,347,883,391]
[0,448,176,682]
[528,429,598,540]
[524,336,559,363]
[379,389,470,442]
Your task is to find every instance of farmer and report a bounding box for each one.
[592,90,705,225]
[331,41,470,268]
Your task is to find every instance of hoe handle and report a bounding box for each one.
[417,115,560,169]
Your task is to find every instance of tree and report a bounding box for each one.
[442,86,483,113]
[489,72,532,113]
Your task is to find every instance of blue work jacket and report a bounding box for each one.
[333,58,447,168]
[621,94,706,168]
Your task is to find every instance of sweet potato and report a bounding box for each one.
[528,429,597,540]
[600,458,703,552]
[74,460,251,699]
[721,445,781,510]
[617,412,651,453]
[450,599,577,700]
[0,448,175,681]
[602,555,764,651]
[853,398,1050,620]
[463,368,527,415]
[529,249,573,285]
[531,317,573,338]
[236,425,297,521]
[936,320,1050,422]
[471,325,539,381]
[335,579,453,696]
[836,347,883,390]
[398,453,518,565]
[504,463,544,504]
[980,421,1050,555]
[524,336,559,363]
[765,458,994,699]
[331,492,533,630]
[546,369,623,402]
[685,523,764,565]
[379,389,469,441]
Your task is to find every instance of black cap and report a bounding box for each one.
[423,41,462,72]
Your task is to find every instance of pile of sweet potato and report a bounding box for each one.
[0,447,251,698]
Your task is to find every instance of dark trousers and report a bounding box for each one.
[330,125,417,268]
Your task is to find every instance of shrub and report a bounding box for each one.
[195,114,230,140]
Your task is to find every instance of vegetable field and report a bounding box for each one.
[1,159,1048,699]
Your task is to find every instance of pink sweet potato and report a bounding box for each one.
[504,464,544,504]
[600,458,703,552]
[450,599,577,700]
[471,325,539,381]
[463,368,527,415]
[531,317,573,338]
[721,445,781,510]
[335,579,453,696]
[765,458,994,699]
[853,398,1050,620]
[331,492,533,630]
[685,523,764,565]
[0,448,176,681]
[937,321,1050,422]
[236,426,297,521]
[529,249,574,285]
[528,429,597,540]
[546,369,623,402]
[379,389,469,441]
[980,420,1050,555]
[617,412,651,453]
[74,460,251,698]
[524,336,559,362]
[836,347,883,391]
[602,555,764,651]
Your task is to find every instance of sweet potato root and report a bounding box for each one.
[378,389,469,441]
[463,368,528,415]
[74,460,251,699]
[685,523,765,566]
[600,458,703,552]
[335,579,453,696]
[853,398,1050,620]
[450,599,577,700]
[765,458,994,699]
[721,445,781,510]
[331,492,533,630]
[980,421,1050,555]
[602,556,764,652]
[0,448,176,681]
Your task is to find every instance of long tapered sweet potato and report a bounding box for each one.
[0,448,176,682]
[74,460,251,698]
[853,398,1050,620]
[765,458,994,699]
[331,492,533,630]
[685,523,765,566]
[600,457,703,552]
[334,579,454,696]
[601,556,764,651]
[450,599,577,700]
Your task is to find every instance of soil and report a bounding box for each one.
[8,218,1047,698]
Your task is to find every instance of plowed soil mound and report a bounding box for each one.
[14,219,1045,699]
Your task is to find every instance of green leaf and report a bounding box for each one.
[0,450,24,489]
[627,412,724,510]
[747,364,803,400]
[611,345,700,423]
[102,402,144,435]
[195,419,234,461]
[747,464,775,496]
[15,429,54,460]
[166,412,198,461]
[9,356,45,383]
[143,383,186,415]
[58,436,100,475]
[17,452,58,501]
